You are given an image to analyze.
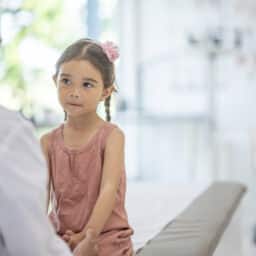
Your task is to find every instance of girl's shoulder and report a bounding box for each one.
[101,122,125,149]
[102,121,123,136]
[40,124,62,155]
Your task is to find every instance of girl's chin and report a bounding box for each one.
[64,104,85,113]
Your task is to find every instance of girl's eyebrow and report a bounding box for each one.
[83,77,99,84]
[60,73,71,77]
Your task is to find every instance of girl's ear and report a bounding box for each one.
[101,87,113,101]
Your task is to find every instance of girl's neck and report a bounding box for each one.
[65,113,104,132]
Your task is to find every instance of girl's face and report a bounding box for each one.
[54,60,112,118]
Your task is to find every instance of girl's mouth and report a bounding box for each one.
[67,102,83,107]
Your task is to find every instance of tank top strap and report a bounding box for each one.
[47,125,66,193]
[99,122,119,151]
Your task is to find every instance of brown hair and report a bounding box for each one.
[54,38,117,122]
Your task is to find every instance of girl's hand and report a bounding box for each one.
[116,229,134,244]
[63,230,85,251]
[73,230,98,256]
[61,230,73,243]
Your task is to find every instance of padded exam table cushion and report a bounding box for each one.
[137,182,246,256]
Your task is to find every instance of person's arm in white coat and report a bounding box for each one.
[0,107,73,256]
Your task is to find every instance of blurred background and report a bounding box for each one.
[1,0,256,254]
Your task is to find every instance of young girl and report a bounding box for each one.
[40,38,134,256]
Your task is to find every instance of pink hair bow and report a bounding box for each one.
[100,41,119,63]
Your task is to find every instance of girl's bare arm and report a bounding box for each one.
[82,127,125,237]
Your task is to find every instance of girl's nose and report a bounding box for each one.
[69,87,80,98]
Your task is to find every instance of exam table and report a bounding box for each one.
[126,182,246,256]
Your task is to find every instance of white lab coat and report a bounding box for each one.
[0,106,72,256]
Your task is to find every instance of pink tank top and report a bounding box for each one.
[47,121,133,241]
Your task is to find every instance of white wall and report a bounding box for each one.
[118,0,256,186]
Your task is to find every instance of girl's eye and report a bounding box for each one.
[61,78,71,85]
[83,82,93,88]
